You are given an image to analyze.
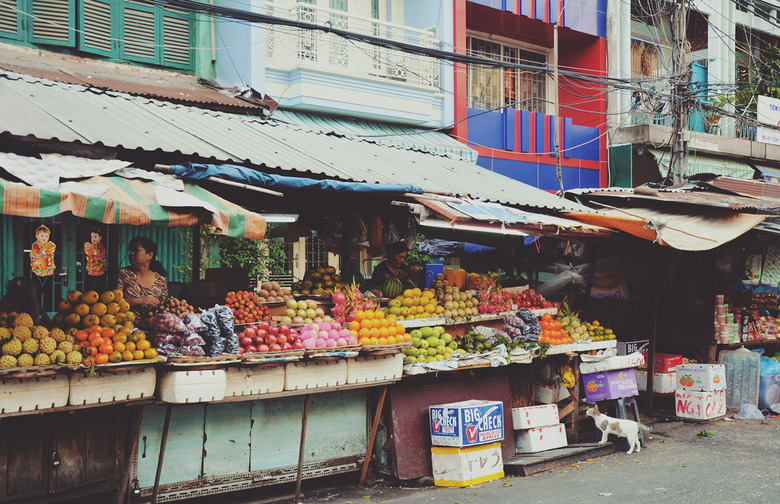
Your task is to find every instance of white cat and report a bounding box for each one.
[585,405,653,454]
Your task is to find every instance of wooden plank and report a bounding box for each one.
[115,406,144,504]
[0,398,154,420]
[203,402,251,477]
[359,386,388,488]
[50,412,86,492]
[0,419,7,498]
[504,443,616,476]
[85,407,120,483]
[7,416,46,497]
[389,376,513,480]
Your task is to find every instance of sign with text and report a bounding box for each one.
[757,95,780,146]
[430,400,504,448]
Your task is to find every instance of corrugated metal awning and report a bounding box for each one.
[648,148,756,179]
[0,71,589,214]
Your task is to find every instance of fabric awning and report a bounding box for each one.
[0,175,266,239]
[648,148,756,180]
[564,207,765,251]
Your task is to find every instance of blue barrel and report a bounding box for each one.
[425,259,444,287]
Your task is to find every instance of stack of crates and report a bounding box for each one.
[512,404,567,454]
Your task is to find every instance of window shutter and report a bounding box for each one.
[0,0,22,41]
[120,1,157,64]
[161,8,191,69]
[30,0,75,47]
[80,0,114,56]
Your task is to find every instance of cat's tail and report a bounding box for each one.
[638,423,653,432]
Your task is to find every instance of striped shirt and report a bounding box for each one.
[117,267,168,304]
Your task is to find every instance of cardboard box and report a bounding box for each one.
[651,353,683,373]
[514,423,568,453]
[617,340,649,356]
[579,352,645,374]
[676,364,726,392]
[675,389,726,420]
[534,382,570,404]
[635,370,676,394]
[431,442,504,487]
[759,374,780,409]
[429,400,504,448]
[511,404,559,430]
[583,369,639,402]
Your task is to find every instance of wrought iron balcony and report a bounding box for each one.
[265,2,441,89]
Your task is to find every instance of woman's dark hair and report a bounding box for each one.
[129,236,167,277]
[90,226,102,236]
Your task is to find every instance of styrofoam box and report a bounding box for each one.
[511,404,560,430]
[0,373,69,413]
[515,423,568,453]
[675,389,726,420]
[431,442,504,487]
[158,370,226,403]
[284,359,347,391]
[579,352,645,375]
[676,364,726,392]
[224,365,285,397]
[534,382,570,404]
[346,353,403,384]
[635,370,676,394]
[69,366,156,405]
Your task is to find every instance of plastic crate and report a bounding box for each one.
[69,366,156,405]
[0,373,69,413]
[158,370,226,403]
[346,353,403,384]
[224,365,285,397]
[284,359,347,391]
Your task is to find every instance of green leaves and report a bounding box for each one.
[694,430,713,439]
[217,235,287,281]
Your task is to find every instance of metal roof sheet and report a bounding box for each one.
[0,71,588,213]
[647,148,756,179]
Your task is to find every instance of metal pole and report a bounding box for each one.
[670,0,691,184]
[151,405,172,504]
[295,394,311,503]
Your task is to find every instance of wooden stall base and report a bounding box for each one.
[504,442,617,476]
[0,398,154,420]
[359,385,388,488]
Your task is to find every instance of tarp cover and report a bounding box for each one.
[417,239,496,257]
[170,163,424,194]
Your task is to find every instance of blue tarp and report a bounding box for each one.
[418,239,496,257]
[170,163,424,194]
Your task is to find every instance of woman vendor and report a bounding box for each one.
[372,241,420,284]
[117,237,168,308]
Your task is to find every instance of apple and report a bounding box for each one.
[270,343,282,352]
[246,345,257,353]
[258,344,269,353]
[238,347,245,355]
[268,326,279,336]
[266,334,277,345]
[252,336,264,347]
[258,321,270,331]
[282,342,292,351]
[279,325,290,336]
[277,334,288,345]
[293,341,304,349]
[244,327,256,339]
[239,336,252,347]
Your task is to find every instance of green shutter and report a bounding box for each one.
[161,8,191,69]
[0,0,22,41]
[120,0,157,64]
[30,0,75,47]
[79,0,114,56]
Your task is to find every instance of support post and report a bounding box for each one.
[360,385,388,488]
[295,394,311,503]
[115,406,145,504]
[151,405,172,504]
[669,0,691,183]
[553,22,564,195]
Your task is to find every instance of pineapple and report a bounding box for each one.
[39,337,57,355]
[50,350,66,365]
[17,354,33,368]
[13,313,33,328]
[2,338,22,357]
[50,328,66,343]
[34,353,51,366]
[0,355,16,368]
[12,326,31,342]
[22,338,38,354]
[32,326,49,340]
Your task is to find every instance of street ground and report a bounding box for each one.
[194,412,780,504]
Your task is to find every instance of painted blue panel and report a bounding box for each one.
[563,119,601,161]
[538,164,561,191]
[250,396,304,471]
[597,0,607,37]
[204,402,251,477]
[503,109,516,151]
[467,107,504,150]
[549,115,556,157]
[521,0,531,16]
[581,167,600,188]
[305,391,367,463]
[562,166,580,190]
[535,0,546,20]
[136,405,206,488]
[535,113,545,153]
[520,110,530,152]
[477,156,539,187]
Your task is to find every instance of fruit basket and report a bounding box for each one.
[360,342,412,353]
[239,349,304,362]
[304,344,362,356]
[165,354,241,365]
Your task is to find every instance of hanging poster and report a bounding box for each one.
[30,225,56,277]
[84,226,107,277]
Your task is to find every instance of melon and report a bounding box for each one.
[382,278,403,299]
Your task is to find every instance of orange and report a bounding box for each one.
[125,341,136,352]
[380,319,390,328]
[403,333,412,342]
[74,303,90,316]
[113,341,126,353]
[348,321,360,332]
[358,328,370,339]
[396,324,405,335]
[387,336,397,344]
[95,353,109,365]
[143,348,157,359]
[378,337,388,345]
[370,319,382,329]
[99,343,113,355]
[109,351,122,363]
[369,336,379,345]
[136,339,151,351]
[114,333,127,344]
[134,331,146,341]
[387,326,397,336]
[374,310,385,319]
[369,328,380,339]
[133,350,145,360]
[364,310,374,320]
[122,351,134,362]
[359,336,370,345]
[75,330,88,342]
[349,330,359,339]
[354,310,365,322]
[379,327,389,338]
[360,319,372,330]
[542,312,553,322]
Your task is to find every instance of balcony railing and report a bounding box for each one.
[631,107,758,141]
[265,2,441,89]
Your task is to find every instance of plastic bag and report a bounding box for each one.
[155,333,181,346]
[182,314,206,335]
[156,342,180,357]
[183,333,206,346]
[760,356,780,375]
[212,305,239,354]
[536,263,592,299]
[150,313,187,335]
[179,344,206,357]
[200,311,225,356]
[734,403,764,420]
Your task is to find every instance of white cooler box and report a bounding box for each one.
[224,365,285,397]
[0,373,69,413]
[515,423,567,453]
[158,369,226,403]
[431,442,504,487]
[346,353,403,384]
[69,366,156,405]
[285,359,347,391]
[512,404,560,430]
